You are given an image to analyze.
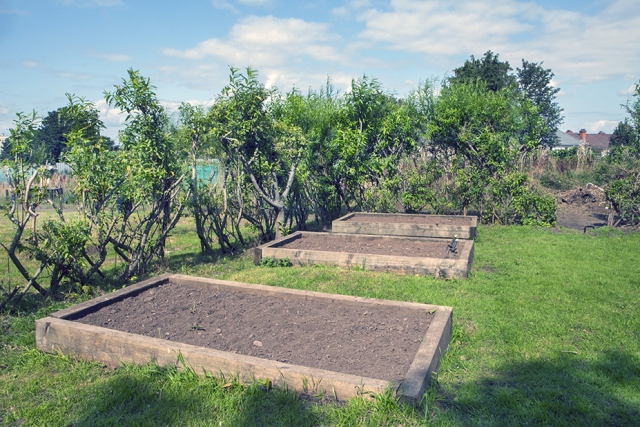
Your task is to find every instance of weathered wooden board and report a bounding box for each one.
[255,232,474,279]
[35,275,452,404]
[332,213,477,239]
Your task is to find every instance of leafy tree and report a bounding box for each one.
[450,52,564,148]
[450,50,517,92]
[209,67,301,241]
[0,136,10,160]
[31,110,71,163]
[104,69,187,279]
[27,106,114,164]
[610,120,639,149]
[0,112,59,309]
[426,81,554,224]
[605,81,640,224]
[623,81,640,131]
[517,60,563,147]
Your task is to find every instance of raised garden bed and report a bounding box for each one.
[255,232,474,279]
[35,274,452,403]
[332,213,477,239]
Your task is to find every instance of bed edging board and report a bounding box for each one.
[254,231,474,279]
[35,274,452,404]
[332,212,478,239]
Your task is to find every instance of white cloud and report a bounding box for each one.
[212,0,238,13]
[585,120,618,133]
[163,15,343,68]
[22,61,39,68]
[237,0,271,5]
[62,0,123,6]
[618,84,638,96]
[333,0,372,18]
[90,52,132,62]
[94,99,125,139]
[356,0,640,83]
[0,7,28,15]
[359,1,536,57]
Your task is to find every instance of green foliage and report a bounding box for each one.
[606,171,640,225]
[604,80,640,225]
[549,146,578,160]
[517,60,563,147]
[209,67,300,242]
[610,119,639,149]
[450,50,517,92]
[425,81,548,220]
[259,256,292,268]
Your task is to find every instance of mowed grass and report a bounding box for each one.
[1,215,639,426]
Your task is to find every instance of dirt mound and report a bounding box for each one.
[557,184,607,208]
[555,184,611,230]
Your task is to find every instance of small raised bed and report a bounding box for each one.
[35,274,452,403]
[255,231,474,279]
[332,213,477,239]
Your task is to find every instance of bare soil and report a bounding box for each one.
[275,233,460,259]
[75,282,435,382]
[343,213,474,226]
[555,186,612,230]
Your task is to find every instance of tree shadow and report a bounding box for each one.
[68,364,320,427]
[436,349,640,426]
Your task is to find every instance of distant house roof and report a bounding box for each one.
[554,130,581,149]
[564,129,611,151]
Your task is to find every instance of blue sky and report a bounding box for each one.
[1,0,639,140]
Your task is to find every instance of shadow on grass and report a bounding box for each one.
[163,246,246,272]
[437,349,640,426]
[68,364,319,427]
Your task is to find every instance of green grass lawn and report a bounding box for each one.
[1,220,639,426]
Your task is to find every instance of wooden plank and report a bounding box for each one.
[36,317,395,400]
[37,275,454,403]
[332,213,477,239]
[399,308,452,403]
[256,232,474,279]
[51,274,171,320]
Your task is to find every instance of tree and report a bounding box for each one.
[209,67,300,241]
[517,60,563,147]
[610,120,639,148]
[450,50,517,92]
[29,106,114,164]
[604,80,640,225]
[31,110,71,163]
[103,69,187,279]
[0,136,10,160]
[426,81,555,224]
[0,111,58,309]
[450,52,564,148]
[623,81,640,131]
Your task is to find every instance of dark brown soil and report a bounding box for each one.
[343,213,473,226]
[275,233,460,259]
[555,186,612,230]
[75,282,435,382]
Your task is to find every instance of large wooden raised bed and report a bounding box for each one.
[332,213,477,239]
[35,274,452,404]
[255,231,474,279]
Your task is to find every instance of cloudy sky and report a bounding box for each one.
[1,0,639,140]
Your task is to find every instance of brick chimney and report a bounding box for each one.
[579,129,587,142]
